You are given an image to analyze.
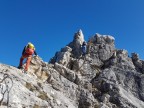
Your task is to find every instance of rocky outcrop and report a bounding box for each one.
[69,29,85,58]
[1,30,144,108]
[131,53,144,73]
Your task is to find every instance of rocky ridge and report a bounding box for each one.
[0,30,144,108]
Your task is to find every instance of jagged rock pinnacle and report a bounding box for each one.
[73,29,84,44]
[1,31,144,108]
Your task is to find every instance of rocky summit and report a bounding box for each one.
[1,30,144,108]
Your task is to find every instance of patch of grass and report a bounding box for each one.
[25,82,36,92]
[33,104,40,108]
[37,91,48,100]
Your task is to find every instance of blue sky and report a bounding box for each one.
[0,0,144,66]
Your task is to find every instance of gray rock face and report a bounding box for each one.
[1,30,144,108]
[87,33,116,67]
[131,53,144,73]
[68,29,85,58]
[53,46,72,67]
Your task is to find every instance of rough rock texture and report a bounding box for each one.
[1,30,144,108]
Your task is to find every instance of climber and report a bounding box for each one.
[81,41,87,57]
[18,42,37,73]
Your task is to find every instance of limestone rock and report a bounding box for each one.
[1,30,144,108]
[68,29,85,58]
